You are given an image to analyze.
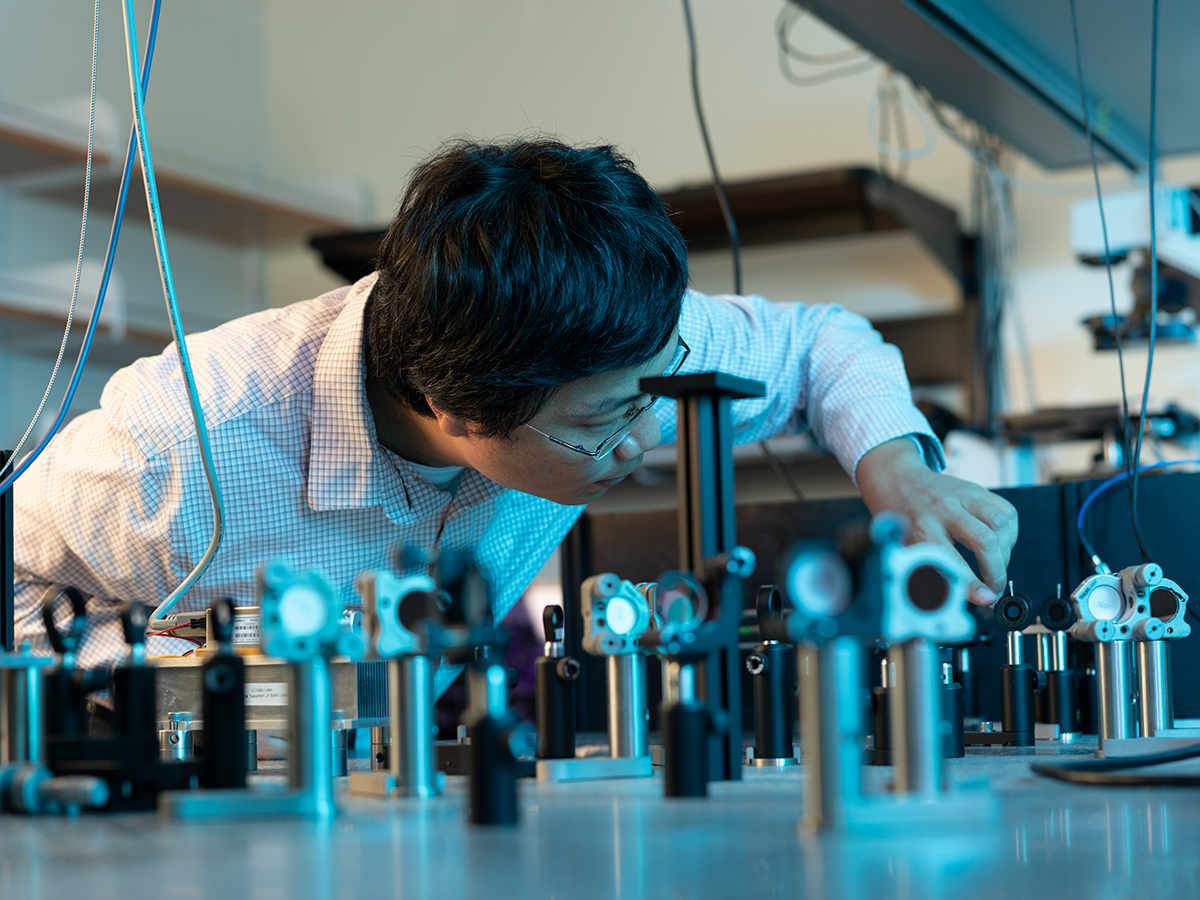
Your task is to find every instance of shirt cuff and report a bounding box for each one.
[908,433,944,472]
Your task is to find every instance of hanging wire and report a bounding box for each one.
[119,0,226,630]
[775,2,876,86]
[2,0,101,477]
[1127,0,1162,563]
[1069,0,1138,570]
[680,0,803,501]
[0,0,166,497]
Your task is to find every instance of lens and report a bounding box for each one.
[1149,587,1180,622]
[907,565,949,612]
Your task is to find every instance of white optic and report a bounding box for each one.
[606,596,638,636]
[278,584,327,637]
[1088,584,1124,621]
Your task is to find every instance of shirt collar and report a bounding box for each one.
[307,274,381,514]
[306,273,508,525]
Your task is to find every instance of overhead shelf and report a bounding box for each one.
[310,167,971,284]
[0,102,367,245]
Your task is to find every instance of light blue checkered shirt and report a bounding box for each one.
[12,274,941,687]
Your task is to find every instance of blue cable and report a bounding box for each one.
[120,0,225,628]
[1076,459,1200,560]
[0,0,162,497]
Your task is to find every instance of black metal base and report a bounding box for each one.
[436,741,536,779]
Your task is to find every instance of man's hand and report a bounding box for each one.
[856,437,1017,607]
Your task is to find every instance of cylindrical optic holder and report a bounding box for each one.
[535,605,581,760]
[1137,639,1174,737]
[465,663,521,825]
[891,638,941,798]
[996,591,1037,747]
[662,661,708,798]
[534,657,579,759]
[1,645,48,765]
[872,665,963,765]
[607,654,648,759]
[746,641,796,765]
[1096,640,1137,743]
[1039,593,1079,735]
[389,655,439,798]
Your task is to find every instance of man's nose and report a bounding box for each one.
[613,411,661,460]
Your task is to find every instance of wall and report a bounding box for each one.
[0,0,272,449]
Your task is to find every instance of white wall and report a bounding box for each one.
[0,0,272,449]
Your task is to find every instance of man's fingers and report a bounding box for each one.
[964,493,1019,558]
[944,509,1008,594]
[968,579,999,607]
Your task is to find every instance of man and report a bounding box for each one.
[13,138,1016,683]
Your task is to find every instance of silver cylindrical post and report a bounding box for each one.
[289,656,336,819]
[1050,632,1068,672]
[801,637,863,833]
[1007,631,1025,666]
[1097,641,1137,744]
[331,725,349,777]
[370,725,390,771]
[1137,641,1174,737]
[1,660,43,765]
[158,712,196,762]
[890,638,941,800]
[1036,634,1053,672]
[391,655,440,797]
[245,729,258,771]
[607,654,648,758]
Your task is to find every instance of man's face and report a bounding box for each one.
[456,335,679,505]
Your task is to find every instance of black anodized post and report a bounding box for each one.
[662,700,708,798]
[641,371,764,787]
[534,657,576,760]
[1000,664,1036,746]
[749,641,794,761]
[201,654,247,788]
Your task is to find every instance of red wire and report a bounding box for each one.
[147,626,203,648]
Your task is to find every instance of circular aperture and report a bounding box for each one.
[605,596,637,635]
[787,550,851,618]
[1087,584,1124,621]
[907,565,949,612]
[277,584,327,637]
[1150,588,1180,623]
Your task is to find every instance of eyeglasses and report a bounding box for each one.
[524,336,690,460]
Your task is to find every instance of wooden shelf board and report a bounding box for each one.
[0,105,362,245]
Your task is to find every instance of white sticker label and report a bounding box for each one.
[233,613,261,645]
[245,682,288,706]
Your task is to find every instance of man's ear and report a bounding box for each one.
[425,396,471,438]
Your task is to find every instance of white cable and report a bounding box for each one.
[2,0,100,477]
[866,74,936,162]
[119,0,225,628]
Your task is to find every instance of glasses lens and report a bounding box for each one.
[666,338,689,376]
[594,404,651,460]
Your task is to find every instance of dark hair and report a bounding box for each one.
[365,138,689,438]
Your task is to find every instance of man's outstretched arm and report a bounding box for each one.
[856,436,1018,607]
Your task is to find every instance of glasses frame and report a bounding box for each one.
[524,337,690,460]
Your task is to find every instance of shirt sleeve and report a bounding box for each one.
[12,405,197,667]
[659,290,945,483]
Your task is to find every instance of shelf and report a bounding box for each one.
[0,102,367,246]
[0,303,171,369]
[309,166,970,286]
